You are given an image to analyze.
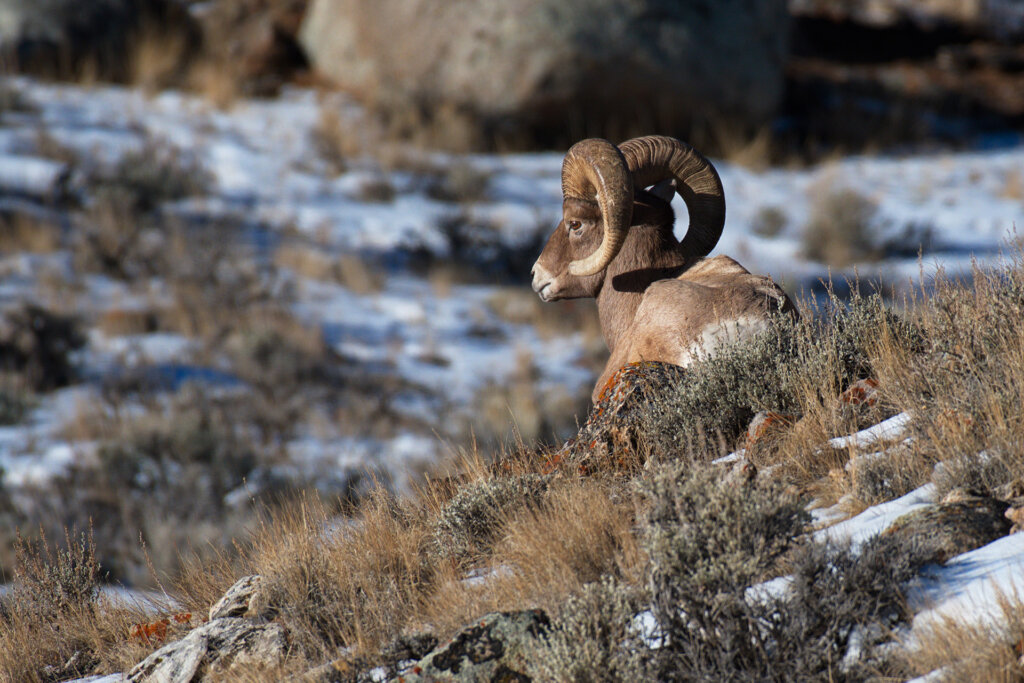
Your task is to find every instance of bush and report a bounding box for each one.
[803,187,879,267]
[11,528,101,623]
[635,290,919,460]
[0,303,86,391]
[431,474,549,565]
[86,141,210,215]
[641,461,944,680]
[0,388,33,426]
[74,140,211,279]
[528,576,650,682]
[752,205,787,237]
[42,383,261,585]
[884,263,1024,498]
[424,162,491,203]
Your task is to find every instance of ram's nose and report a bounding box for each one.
[531,263,554,301]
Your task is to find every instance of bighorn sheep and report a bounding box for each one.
[531,135,797,404]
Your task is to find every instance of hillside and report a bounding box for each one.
[1,76,1024,681]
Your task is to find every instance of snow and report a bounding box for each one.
[828,411,913,451]
[631,609,665,649]
[814,483,936,551]
[909,532,1024,636]
[3,78,1024,653]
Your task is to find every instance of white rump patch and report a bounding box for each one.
[677,314,770,366]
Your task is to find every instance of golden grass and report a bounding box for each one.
[0,212,63,254]
[901,589,1024,682]
[10,252,1024,680]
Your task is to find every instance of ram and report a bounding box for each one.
[531,135,797,403]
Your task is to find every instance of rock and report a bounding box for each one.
[209,574,267,620]
[396,610,549,683]
[0,0,199,83]
[884,496,1012,563]
[839,378,879,408]
[299,0,790,150]
[1006,505,1024,534]
[543,361,686,475]
[190,0,309,96]
[745,411,797,450]
[127,617,287,682]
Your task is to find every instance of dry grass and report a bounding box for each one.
[0,527,176,681]
[274,243,383,294]
[0,213,62,254]
[9,248,1024,679]
[901,589,1024,682]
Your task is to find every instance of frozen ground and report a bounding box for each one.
[1,76,1022,467]
[3,79,1024,658]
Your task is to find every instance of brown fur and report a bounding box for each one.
[532,193,797,403]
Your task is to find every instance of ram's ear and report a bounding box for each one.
[648,179,675,203]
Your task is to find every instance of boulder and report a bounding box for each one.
[396,610,549,682]
[0,0,199,83]
[208,574,269,621]
[127,617,288,682]
[542,361,686,475]
[299,0,791,150]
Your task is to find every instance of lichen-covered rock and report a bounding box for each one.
[127,617,287,682]
[884,496,1012,563]
[396,610,549,682]
[299,0,790,150]
[542,361,686,475]
[745,410,797,450]
[209,574,266,621]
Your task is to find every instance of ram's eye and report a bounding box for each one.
[567,220,582,232]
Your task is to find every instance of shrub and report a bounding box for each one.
[641,461,944,680]
[11,528,101,623]
[431,474,549,565]
[424,162,491,203]
[86,141,210,214]
[752,205,787,237]
[0,303,86,391]
[43,383,261,585]
[882,263,1024,498]
[635,290,919,460]
[74,140,211,279]
[0,387,33,426]
[849,447,932,506]
[528,576,650,682]
[802,187,879,267]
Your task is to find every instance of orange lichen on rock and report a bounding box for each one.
[745,411,796,449]
[129,613,198,644]
[839,378,879,406]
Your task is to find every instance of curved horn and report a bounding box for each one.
[618,135,725,257]
[561,138,633,276]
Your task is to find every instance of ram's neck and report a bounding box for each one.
[596,224,692,353]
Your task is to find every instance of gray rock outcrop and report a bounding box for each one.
[395,610,550,682]
[299,0,791,150]
[127,617,288,682]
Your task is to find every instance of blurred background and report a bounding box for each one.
[1,0,1023,587]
